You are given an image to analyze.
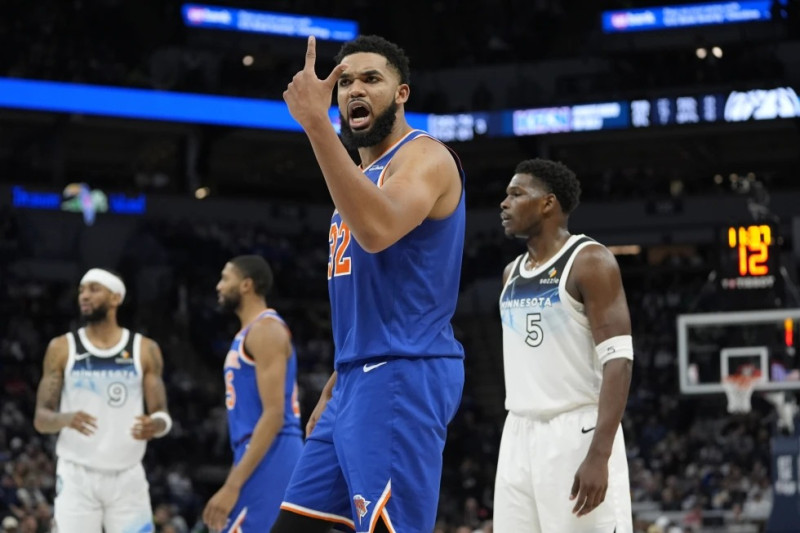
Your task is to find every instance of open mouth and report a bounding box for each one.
[348,101,372,130]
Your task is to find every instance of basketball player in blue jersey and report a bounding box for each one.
[276,35,465,533]
[494,159,634,532]
[34,268,171,533]
[203,255,303,532]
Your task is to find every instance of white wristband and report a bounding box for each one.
[595,335,634,365]
[149,411,172,438]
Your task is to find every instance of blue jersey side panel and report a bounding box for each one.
[327,130,466,366]
[224,309,302,449]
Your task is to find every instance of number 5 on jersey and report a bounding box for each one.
[328,221,352,279]
[526,313,543,347]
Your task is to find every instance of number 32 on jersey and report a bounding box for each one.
[328,221,352,279]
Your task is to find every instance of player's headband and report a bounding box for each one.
[80,268,126,304]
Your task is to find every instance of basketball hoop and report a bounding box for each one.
[722,375,759,414]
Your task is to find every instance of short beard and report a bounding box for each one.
[82,305,109,324]
[219,292,242,313]
[339,101,398,150]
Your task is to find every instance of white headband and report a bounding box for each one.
[81,268,126,304]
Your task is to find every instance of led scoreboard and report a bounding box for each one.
[720,224,778,291]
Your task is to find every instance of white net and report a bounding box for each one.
[722,377,758,414]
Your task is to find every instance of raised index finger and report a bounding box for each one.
[304,36,317,73]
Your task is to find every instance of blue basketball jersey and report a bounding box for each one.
[224,309,302,449]
[327,129,466,366]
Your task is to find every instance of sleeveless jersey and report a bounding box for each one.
[56,328,145,471]
[327,129,466,366]
[499,235,603,419]
[224,309,302,450]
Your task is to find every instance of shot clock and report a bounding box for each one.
[719,223,780,297]
[727,224,775,278]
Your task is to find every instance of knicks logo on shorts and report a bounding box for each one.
[353,494,371,524]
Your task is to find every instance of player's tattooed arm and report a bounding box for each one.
[143,338,168,414]
[34,335,97,435]
[132,338,170,440]
[33,336,66,433]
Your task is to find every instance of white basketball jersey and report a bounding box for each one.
[499,235,603,419]
[56,328,146,471]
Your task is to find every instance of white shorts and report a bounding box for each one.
[54,459,153,533]
[493,409,633,533]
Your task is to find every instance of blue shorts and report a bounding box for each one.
[224,432,303,532]
[281,356,464,533]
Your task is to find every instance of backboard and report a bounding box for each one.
[678,308,800,394]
